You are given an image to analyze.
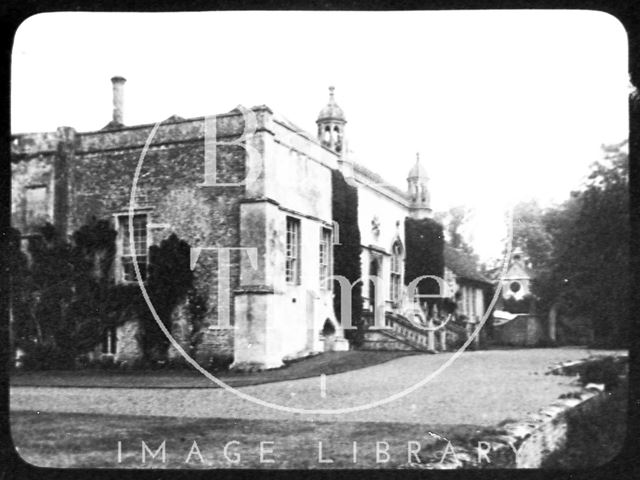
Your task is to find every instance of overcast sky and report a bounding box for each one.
[11,11,629,261]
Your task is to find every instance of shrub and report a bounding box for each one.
[11,220,197,369]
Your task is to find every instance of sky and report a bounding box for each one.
[11,11,629,261]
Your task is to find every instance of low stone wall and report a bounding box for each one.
[434,354,627,469]
[494,315,544,347]
[507,387,609,467]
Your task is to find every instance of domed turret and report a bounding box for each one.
[317,86,347,153]
[407,153,431,219]
[408,155,428,180]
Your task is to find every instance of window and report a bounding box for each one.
[285,216,301,284]
[319,227,332,290]
[390,241,403,303]
[102,328,117,355]
[471,288,476,318]
[117,213,148,283]
[25,185,48,224]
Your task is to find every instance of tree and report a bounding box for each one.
[547,141,629,347]
[435,205,477,259]
[508,141,629,347]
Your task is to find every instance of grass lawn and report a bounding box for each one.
[10,350,415,389]
[10,410,503,469]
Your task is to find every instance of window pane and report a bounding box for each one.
[286,217,301,284]
[119,214,148,283]
[319,228,332,289]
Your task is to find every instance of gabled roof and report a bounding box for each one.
[503,261,534,280]
[444,244,492,285]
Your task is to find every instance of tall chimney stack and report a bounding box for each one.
[111,76,126,125]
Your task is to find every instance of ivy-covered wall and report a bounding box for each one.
[9,219,199,369]
[331,169,362,335]
[404,217,445,296]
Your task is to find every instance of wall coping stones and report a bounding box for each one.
[546,352,628,376]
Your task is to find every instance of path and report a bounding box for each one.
[10,348,620,426]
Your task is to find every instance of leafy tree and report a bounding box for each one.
[435,205,477,259]
[507,142,629,347]
[547,141,629,347]
[512,200,553,268]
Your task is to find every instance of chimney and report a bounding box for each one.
[111,76,126,125]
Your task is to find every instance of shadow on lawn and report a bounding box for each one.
[9,410,501,469]
[10,350,417,389]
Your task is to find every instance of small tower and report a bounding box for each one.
[407,153,432,219]
[317,86,347,154]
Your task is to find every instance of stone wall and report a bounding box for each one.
[11,109,275,365]
[194,328,234,367]
[434,354,628,469]
[494,314,544,346]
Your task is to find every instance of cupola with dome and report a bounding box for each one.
[316,86,346,153]
[407,152,431,218]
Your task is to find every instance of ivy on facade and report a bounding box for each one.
[331,169,363,344]
[404,217,445,301]
[9,219,197,368]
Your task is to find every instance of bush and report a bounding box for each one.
[11,221,200,370]
[21,343,67,370]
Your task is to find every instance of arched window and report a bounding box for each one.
[390,240,403,304]
[334,126,342,152]
[323,125,331,144]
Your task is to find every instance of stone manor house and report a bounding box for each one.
[11,77,491,370]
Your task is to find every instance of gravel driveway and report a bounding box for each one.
[10,348,619,426]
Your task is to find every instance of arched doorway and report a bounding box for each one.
[321,318,337,351]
